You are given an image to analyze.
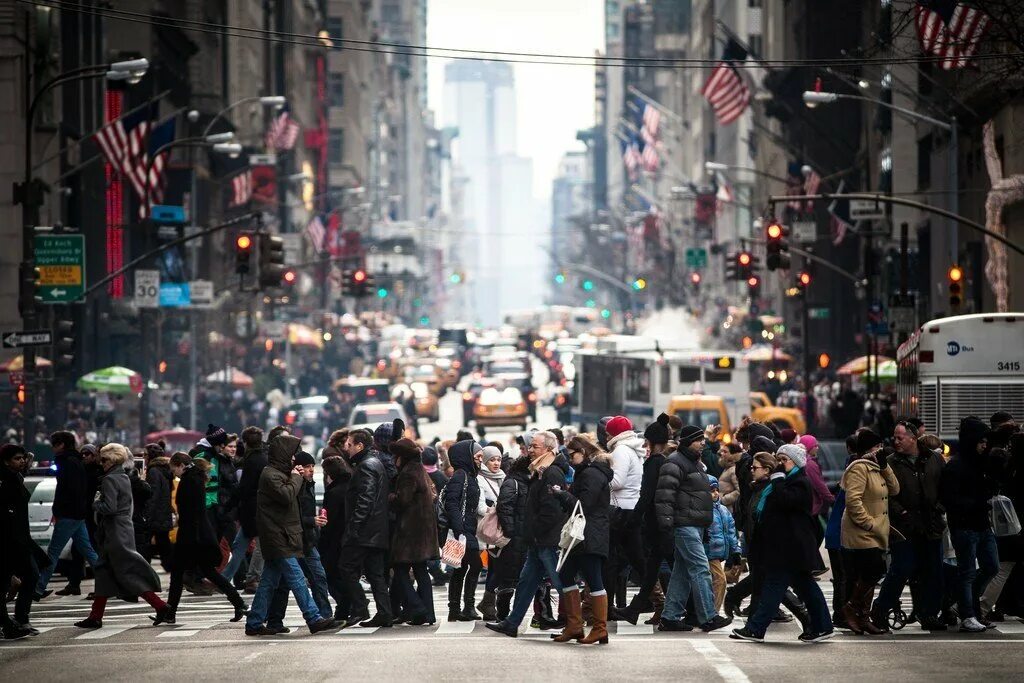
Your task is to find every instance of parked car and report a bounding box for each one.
[283,395,330,443]
[347,401,411,434]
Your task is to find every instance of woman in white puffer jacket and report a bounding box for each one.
[604,416,646,617]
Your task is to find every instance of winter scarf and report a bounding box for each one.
[754,466,803,521]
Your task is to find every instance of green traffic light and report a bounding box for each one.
[582,279,594,291]
[449,272,462,284]
[554,273,566,285]
[419,315,430,325]
[600,308,611,319]
[585,298,596,308]
[377,287,388,298]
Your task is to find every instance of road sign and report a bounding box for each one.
[189,280,213,308]
[685,248,707,269]
[151,204,185,225]
[159,282,191,307]
[850,199,885,220]
[261,320,286,341]
[281,233,301,265]
[134,270,160,308]
[3,330,53,349]
[791,221,817,243]
[807,307,831,320]
[34,234,86,303]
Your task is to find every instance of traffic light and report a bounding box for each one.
[600,308,611,319]
[554,272,567,285]
[19,262,42,315]
[948,265,964,311]
[689,271,702,291]
[258,234,285,288]
[631,277,647,291]
[376,286,389,299]
[765,219,791,271]
[727,251,756,281]
[282,269,297,287]
[449,271,463,284]
[235,233,254,274]
[747,274,761,298]
[795,270,811,295]
[818,353,831,369]
[581,279,594,292]
[53,318,74,372]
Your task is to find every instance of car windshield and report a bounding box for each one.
[28,481,55,503]
[674,409,722,427]
[350,406,402,424]
[479,387,523,405]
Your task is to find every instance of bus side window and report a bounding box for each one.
[704,369,732,383]
[678,367,701,384]
[660,365,671,393]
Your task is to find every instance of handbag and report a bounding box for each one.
[556,500,587,571]
[477,506,509,548]
[440,530,467,569]
[990,494,1022,537]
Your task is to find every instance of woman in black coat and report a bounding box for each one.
[442,439,481,621]
[731,445,833,642]
[493,455,531,620]
[161,457,247,624]
[552,436,614,645]
[144,455,174,572]
[389,439,439,625]
[319,453,352,621]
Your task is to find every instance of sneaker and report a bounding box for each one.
[245,626,276,636]
[657,618,694,632]
[729,627,765,642]
[308,618,338,634]
[700,615,733,632]
[959,617,987,633]
[265,625,291,635]
[798,629,835,643]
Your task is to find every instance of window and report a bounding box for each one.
[917,134,932,190]
[678,366,702,384]
[703,369,732,384]
[660,364,671,394]
[329,72,344,108]
[326,17,343,45]
[747,34,763,57]
[624,360,650,403]
[328,128,344,164]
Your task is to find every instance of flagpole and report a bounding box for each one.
[626,85,685,123]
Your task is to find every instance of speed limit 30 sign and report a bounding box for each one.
[135,269,160,308]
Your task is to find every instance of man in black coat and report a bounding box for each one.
[871,421,947,630]
[339,429,392,628]
[1,444,48,639]
[654,425,731,633]
[731,444,833,642]
[319,454,353,620]
[487,431,571,638]
[221,426,267,589]
[35,431,99,599]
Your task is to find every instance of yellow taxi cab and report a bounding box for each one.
[405,363,444,396]
[391,381,439,422]
[749,392,807,433]
[666,395,733,445]
[473,387,529,429]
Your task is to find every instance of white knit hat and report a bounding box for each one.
[777,443,807,468]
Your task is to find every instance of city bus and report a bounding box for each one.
[897,313,1024,443]
[571,335,751,430]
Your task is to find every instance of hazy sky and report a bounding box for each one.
[426,0,604,198]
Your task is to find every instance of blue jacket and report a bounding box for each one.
[825,488,846,550]
[705,500,740,561]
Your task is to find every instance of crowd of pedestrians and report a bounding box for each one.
[2,408,1023,646]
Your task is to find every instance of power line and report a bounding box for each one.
[23,0,1024,70]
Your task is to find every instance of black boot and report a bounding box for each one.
[496,589,512,621]
[229,594,248,623]
[461,576,481,620]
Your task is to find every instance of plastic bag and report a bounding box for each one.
[440,531,467,569]
[990,495,1022,537]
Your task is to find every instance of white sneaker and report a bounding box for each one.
[959,617,986,633]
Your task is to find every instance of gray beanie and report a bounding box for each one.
[777,443,807,469]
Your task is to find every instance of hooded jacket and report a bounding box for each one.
[443,440,481,551]
[52,449,89,520]
[256,434,304,560]
[607,431,645,510]
[238,442,269,537]
[145,457,173,532]
[654,446,713,530]
[342,445,390,549]
[940,418,1000,531]
[705,499,740,561]
[523,452,572,547]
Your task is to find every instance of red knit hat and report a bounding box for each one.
[605,416,634,438]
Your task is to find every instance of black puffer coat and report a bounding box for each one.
[145,457,173,533]
[563,459,613,558]
[496,468,530,543]
[238,443,269,538]
[523,454,571,547]
[256,435,304,560]
[443,440,481,551]
[654,447,713,531]
[174,464,222,568]
[343,447,389,549]
[748,469,820,572]
[0,464,49,575]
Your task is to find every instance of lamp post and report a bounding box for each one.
[201,95,286,138]
[15,58,148,445]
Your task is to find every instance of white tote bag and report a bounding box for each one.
[556,500,587,571]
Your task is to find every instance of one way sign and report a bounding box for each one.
[2,330,53,349]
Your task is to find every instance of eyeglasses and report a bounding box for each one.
[751,464,767,472]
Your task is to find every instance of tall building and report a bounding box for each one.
[442,60,538,325]
[550,151,590,302]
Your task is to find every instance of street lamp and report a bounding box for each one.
[15,58,149,445]
[143,133,242,216]
[202,95,287,137]
[704,160,790,185]
[802,89,958,259]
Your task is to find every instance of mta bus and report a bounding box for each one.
[571,335,751,430]
[897,313,1024,443]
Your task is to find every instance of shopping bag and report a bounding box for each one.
[990,495,1022,537]
[440,531,467,569]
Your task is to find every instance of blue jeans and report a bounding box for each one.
[506,546,563,628]
[662,526,716,624]
[748,568,832,636]
[246,557,323,629]
[220,528,251,582]
[36,518,99,594]
[874,537,943,620]
[950,528,1000,619]
[266,549,332,628]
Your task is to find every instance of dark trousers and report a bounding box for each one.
[747,568,831,636]
[168,561,241,611]
[843,547,887,586]
[606,509,645,606]
[627,542,671,612]
[827,548,849,616]
[339,544,390,618]
[1,557,40,626]
[393,562,435,621]
[149,530,175,573]
[874,537,943,620]
[448,548,483,613]
[558,552,606,593]
[323,552,349,619]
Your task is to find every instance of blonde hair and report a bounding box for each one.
[99,443,131,467]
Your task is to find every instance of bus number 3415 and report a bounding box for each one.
[998,361,1021,371]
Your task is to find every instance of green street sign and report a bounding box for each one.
[685,247,707,269]
[35,234,86,303]
[808,307,831,320]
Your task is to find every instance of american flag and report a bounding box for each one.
[915,1,990,70]
[266,107,301,151]
[714,171,734,214]
[642,104,661,139]
[230,170,252,207]
[622,138,642,180]
[641,142,660,173]
[95,106,175,217]
[701,39,750,126]
[803,166,822,212]
[828,180,853,246]
[305,214,326,253]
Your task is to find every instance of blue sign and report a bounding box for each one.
[159,282,191,307]
[151,204,186,225]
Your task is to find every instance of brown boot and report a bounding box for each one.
[551,590,584,643]
[581,588,595,626]
[856,583,888,635]
[579,593,609,645]
[841,598,864,635]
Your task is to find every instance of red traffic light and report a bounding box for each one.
[282,270,297,284]
[690,272,702,285]
[948,265,963,283]
[798,271,811,286]
[747,275,760,287]
[738,252,752,266]
[353,269,367,283]
[766,222,783,240]
[236,234,252,250]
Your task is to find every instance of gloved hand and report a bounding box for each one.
[877,446,894,470]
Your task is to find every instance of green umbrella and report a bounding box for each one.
[76,366,144,394]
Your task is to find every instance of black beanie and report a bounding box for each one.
[294,450,315,467]
[206,423,227,447]
[644,413,671,445]
[855,429,884,456]
[677,424,704,447]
